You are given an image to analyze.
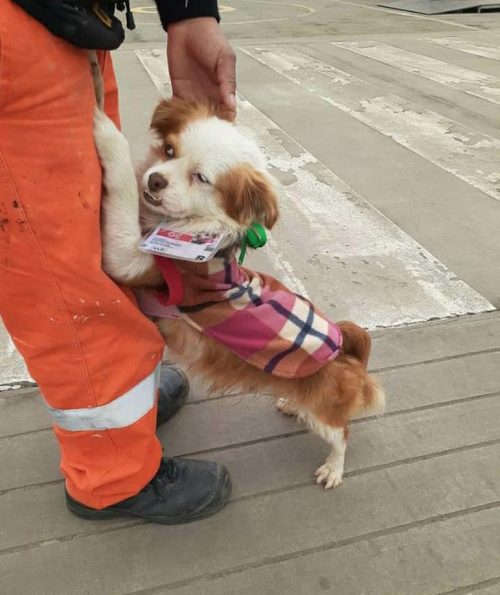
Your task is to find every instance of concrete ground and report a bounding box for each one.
[1,1,500,593]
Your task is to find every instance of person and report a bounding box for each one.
[0,0,236,524]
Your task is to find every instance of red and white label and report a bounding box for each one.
[139,225,226,262]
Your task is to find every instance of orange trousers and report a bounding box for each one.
[0,0,165,509]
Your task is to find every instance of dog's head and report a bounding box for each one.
[140,98,279,243]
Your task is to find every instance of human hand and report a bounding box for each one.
[167,17,237,121]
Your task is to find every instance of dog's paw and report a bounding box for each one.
[93,108,128,161]
[315,464,343,490]
[276,397,296,417]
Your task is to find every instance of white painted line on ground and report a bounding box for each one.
[427,37,500,62]
[137,48,493,330]
[0,324,32,387]
[242,45,500,202]
[330,0,478,30]
[335,41,500,106]
[135,48,170,94]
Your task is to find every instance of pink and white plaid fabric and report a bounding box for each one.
[135,257,342,379]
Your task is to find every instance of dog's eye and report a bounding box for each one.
[164,144,174,158]
[193,173,210,184]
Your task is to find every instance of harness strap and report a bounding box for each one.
[153,256,185,306]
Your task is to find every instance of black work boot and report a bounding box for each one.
[66,458,231,524]
[157,364,189,427]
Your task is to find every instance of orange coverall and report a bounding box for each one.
[0,0,165,509]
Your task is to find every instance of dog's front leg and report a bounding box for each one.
[276,397,297,416]
[93,109,159,285]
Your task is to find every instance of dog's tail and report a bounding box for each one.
[337,321,385,415]
[88,50,104,110]
[363,375,386,416]
[338,321,371,369]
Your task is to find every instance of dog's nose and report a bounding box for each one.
[148,172,168,192]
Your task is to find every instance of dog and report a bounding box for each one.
[94,98,385,489]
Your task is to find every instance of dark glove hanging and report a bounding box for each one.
[12,1,135,50]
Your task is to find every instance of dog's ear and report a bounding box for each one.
[218,165,279,230]
[337,321,371,368]
[150,98,214,138]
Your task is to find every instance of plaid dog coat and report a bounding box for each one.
[136,257,342,379]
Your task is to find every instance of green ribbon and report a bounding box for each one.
[238,222,267,264]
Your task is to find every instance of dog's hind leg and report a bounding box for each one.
[309,420,348,489]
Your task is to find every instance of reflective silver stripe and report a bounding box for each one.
[47,365,160,431]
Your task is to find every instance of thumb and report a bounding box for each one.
[217,49,237,120]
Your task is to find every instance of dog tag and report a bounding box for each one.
[139,226,226,262]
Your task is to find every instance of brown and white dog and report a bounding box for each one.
[94,99,385,489]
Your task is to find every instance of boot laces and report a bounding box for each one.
[151,459,180,502]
